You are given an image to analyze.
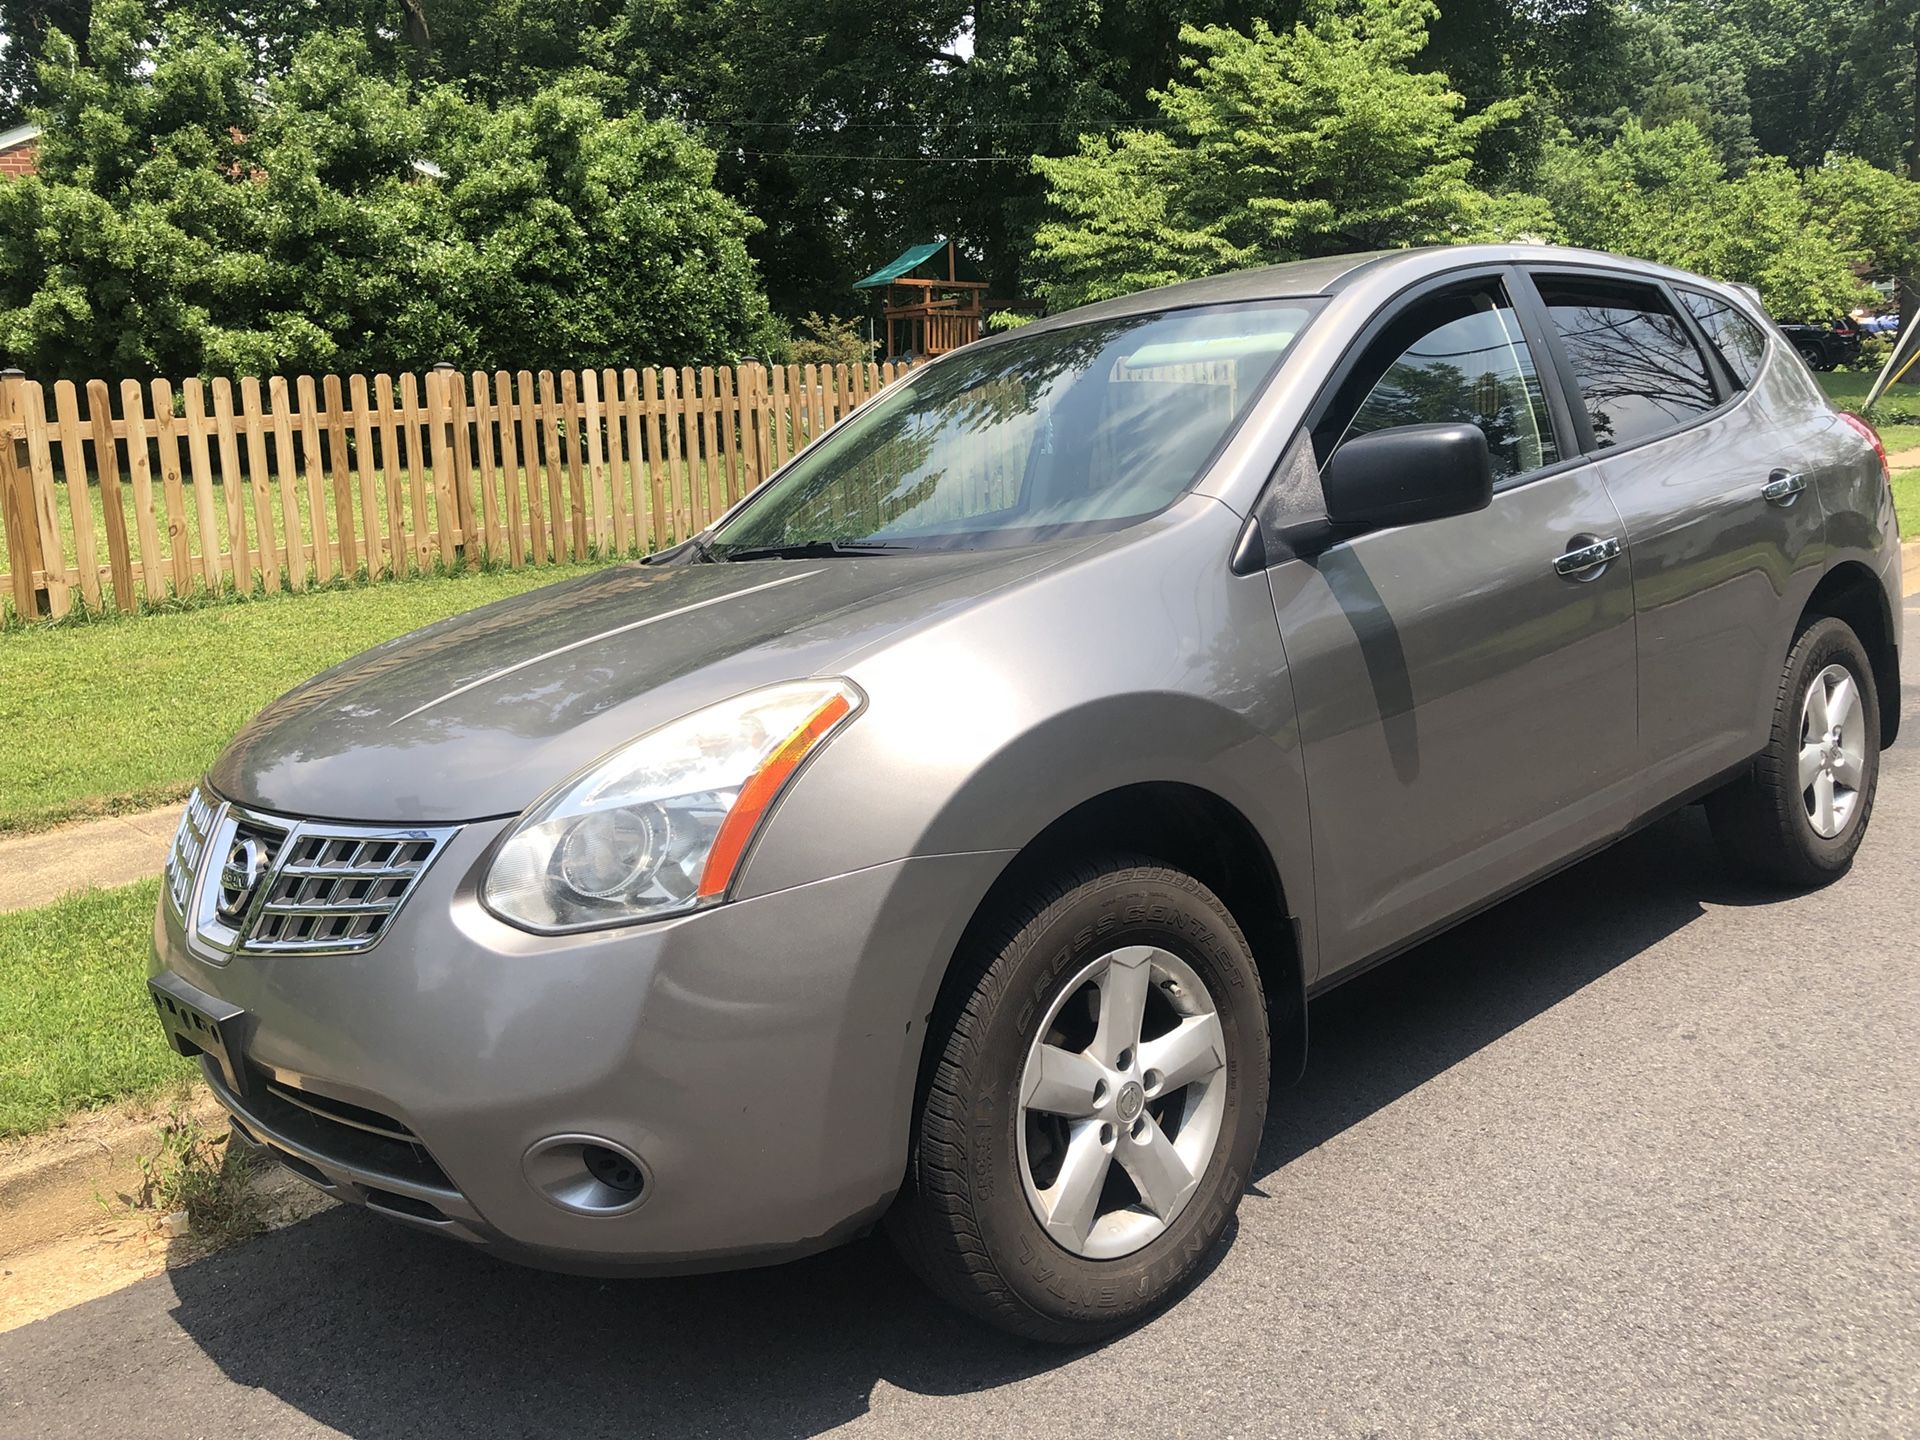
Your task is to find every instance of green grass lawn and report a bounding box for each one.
[1893,470,1920,537]
[0,879,189,1138]
[1818,374,1920,530]
[1816,370,1920,454]
[0,559,608,833]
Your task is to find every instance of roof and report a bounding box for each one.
[0,123,42,152]
[990,251,1400,343]
[853,239,954,290]
[985,243,1743,347]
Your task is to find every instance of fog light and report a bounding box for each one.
[581,1143,646,1196]
[523,1134,651,1216]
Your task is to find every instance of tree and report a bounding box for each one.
[0,0,776,377]
[1027,0,1522,309]
[945,0,1285,299]
[596,0,979,320]
[0,0,259,375]
[1536,119,1881,320]
[1806,153,1920,291]
[0,1,93,123]
[1673,0,1918,173]
[1542,4,1756,171]
[428,73,778,370]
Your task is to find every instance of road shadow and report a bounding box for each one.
[1257,802,1766,1178]
[150,804,1766,1438]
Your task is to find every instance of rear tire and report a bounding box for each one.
[1707,616,1880,887]
[887,857,1269,1343]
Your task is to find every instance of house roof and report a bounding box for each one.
[0,123,43,152]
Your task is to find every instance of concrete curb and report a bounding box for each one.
[0,1090,335,1333]
[1902,539,1919,595]
[0,1090,224,1265]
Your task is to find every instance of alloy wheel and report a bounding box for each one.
[1015,945,1228,1260]
[1800,662,1868,838]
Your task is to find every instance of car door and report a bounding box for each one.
[1266,269,1641,980]
[1521,269,1828,804]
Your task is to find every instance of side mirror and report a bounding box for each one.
[1321,422,1494,532]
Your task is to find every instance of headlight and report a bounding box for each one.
[483,679,862,933]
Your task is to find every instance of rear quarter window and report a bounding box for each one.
[1679,290,1770,388]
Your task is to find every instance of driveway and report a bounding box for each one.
[4,597,1916,1439]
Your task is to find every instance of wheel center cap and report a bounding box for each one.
[1116,1081,1144,1123]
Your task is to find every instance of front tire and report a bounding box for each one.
[888,857,1269,1343]
[1708,616,1881,886]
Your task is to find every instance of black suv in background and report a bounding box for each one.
[1780,318,1864,370]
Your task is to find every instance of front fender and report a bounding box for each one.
[738,499,1318,981]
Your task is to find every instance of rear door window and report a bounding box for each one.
[1677,290,1770,388]
[1532,275,1720,448]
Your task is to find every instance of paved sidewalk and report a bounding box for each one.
[0,804,180,913]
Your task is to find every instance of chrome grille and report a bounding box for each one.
[165,788,218,918]
[247,832,446,952]
[165,786,456,958]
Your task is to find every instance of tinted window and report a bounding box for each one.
[1535,276,1719,448]
[1325,283,1559,482]
[713,300,1318,554]
[1679,290,1769,388]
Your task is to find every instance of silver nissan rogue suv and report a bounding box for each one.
[150,245,1902,1341]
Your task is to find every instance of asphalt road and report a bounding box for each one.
[5,597,1917,1440]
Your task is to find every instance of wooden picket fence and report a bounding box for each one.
[0,360,911,621]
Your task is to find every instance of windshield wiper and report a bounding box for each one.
[642,532,726,565]
[716,539,918,562]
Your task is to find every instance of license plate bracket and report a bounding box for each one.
[148,974,251,1097]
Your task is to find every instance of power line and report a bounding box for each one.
[688,115,1171,131]
[731,148,1027,163]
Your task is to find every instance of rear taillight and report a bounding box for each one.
[1839,410,1888,482]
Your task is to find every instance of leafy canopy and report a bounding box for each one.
[1535,118,1912,319]
[1028,0,1523,309]
[0,0,774,378]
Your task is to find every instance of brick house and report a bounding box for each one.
[0,124,40,178]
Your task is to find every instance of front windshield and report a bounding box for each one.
[711,299,1322,555]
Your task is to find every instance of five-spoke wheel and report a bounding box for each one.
[1709,615,1880,886]
[1017,945,1227,1258]
[888,858,1269,1342]
[1798,662,1868,838]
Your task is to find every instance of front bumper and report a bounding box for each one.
[150,813,1008,1273]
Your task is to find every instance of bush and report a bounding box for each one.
[786,312,872,369]
[1852,334,1895,373]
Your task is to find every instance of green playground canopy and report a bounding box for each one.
[851,239,989,290]
[852,240,950,290]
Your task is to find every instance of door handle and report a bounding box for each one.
[1761,471,1806,506]
[1554,536,1622,577]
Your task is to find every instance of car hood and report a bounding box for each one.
[208,548,1076,825]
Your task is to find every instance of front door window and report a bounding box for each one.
[1321,282,1560,483]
